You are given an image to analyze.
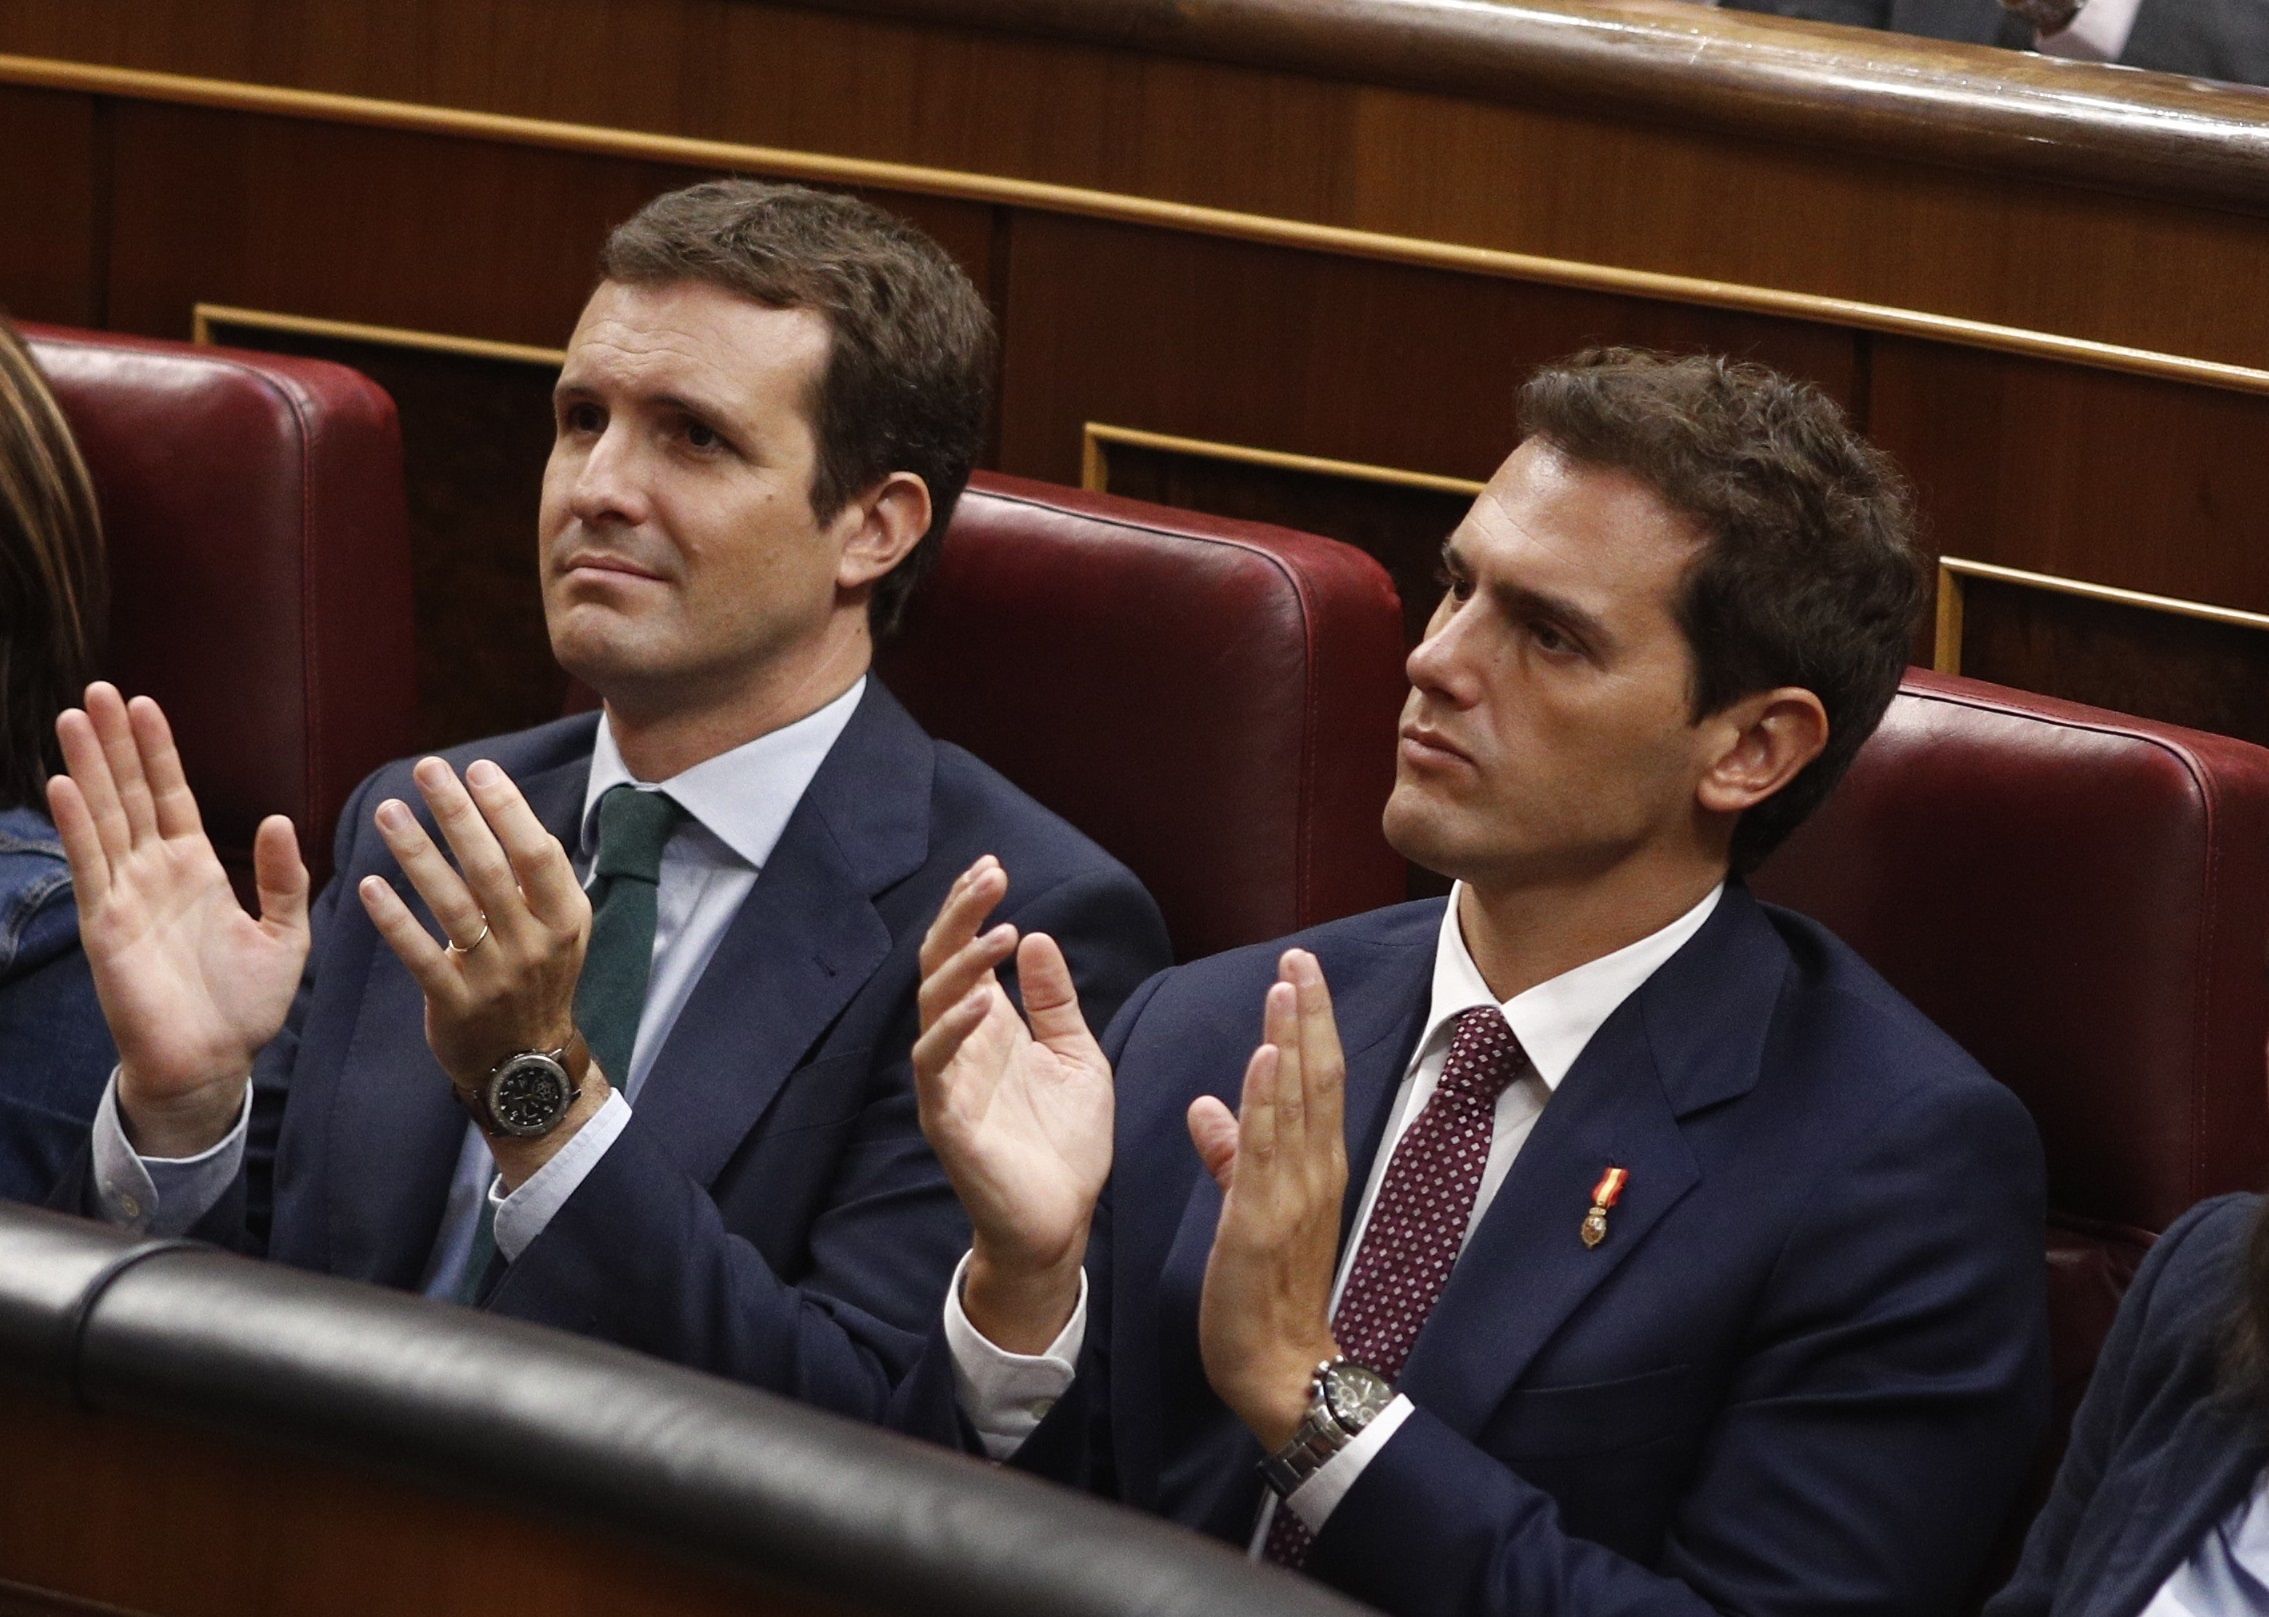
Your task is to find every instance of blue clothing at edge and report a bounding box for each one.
[1987,1193,2269,1617]
[0,802,115,1202]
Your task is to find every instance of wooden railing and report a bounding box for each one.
[0,1206,1361,1617]
[0,0,2261,767]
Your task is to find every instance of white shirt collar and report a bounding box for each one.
[1423,879,1725,1091]
[579,675,867,871]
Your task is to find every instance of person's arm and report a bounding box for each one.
[489,865,1167,1415]
[46,684,315,1240]
[79,790,366,1243]
[895,964,1168,1477]
[85,1073,248,1233]
[48,684,310,1160]
[358,779,1170,1414]
[1301,1074,2049,1617]
[1983,1195,2249,1617]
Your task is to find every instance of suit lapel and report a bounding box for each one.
[1400,887,1787,1435]
[628,683,931,1187]
[1337,925,1443,1248]
[319,736,597,1289]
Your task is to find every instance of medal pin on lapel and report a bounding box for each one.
[1581,1166,1629,1249]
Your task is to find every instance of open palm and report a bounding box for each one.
[921,967,1112,1272]
[913,858,1114,1276]
[50,687,308,1135]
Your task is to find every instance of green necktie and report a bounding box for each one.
[574,783,688,1092]
[451,784,684,1306]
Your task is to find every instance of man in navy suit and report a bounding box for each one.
[908,350,2048,1613]
[47,180,1168,1415]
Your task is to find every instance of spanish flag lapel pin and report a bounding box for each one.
[1581,1166,1629,1249]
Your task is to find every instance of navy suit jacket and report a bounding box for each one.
[905,885,2049,1616]
[75,681,1169,1419]
[1988,1194,2269,1617]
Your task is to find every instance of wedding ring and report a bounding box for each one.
[445,918,491,955]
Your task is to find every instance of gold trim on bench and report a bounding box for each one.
[5,52,2269,401]
[192,303,566,367]
[1082,422,1487,499]
[1932,556,2269,676]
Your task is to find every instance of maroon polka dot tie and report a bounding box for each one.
[1264,1005,1526,1567]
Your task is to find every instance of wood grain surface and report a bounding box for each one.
[0,0,2261,744]
[0,1389,843,1617]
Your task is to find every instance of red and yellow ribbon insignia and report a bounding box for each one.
[1581,1166,1629,1249]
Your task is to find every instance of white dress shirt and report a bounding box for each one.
[91,677,866,1300]
[2142,1467,2269,1616]
[945,879,1724,1548]
[2036,0,2144,63]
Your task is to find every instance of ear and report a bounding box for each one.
[833,471,933,593]
[1694,686,1830,818]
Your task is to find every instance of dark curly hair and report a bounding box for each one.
[1517,348,1922,874]
[599,180,995,636]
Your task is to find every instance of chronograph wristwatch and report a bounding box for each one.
[458,1030,590,1139]
[1261,1357,1397,1498]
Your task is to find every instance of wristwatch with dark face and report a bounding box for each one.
[2002,0,2086,34]
[1260,1358,1397,1499]
[458,1030,589,1139]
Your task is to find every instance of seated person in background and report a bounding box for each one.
[1989,1193,2269,1617]
[49,179,1169,1416]
[906,349,2049,1616]
[0,316,115,1203]
[1719,0,2269,85]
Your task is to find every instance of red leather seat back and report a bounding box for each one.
[879,473,1409,961]
[1755,669,2269,1440]
[25,325,416,892]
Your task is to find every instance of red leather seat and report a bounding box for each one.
[880,473,1409,961]
[24,324,416,892]
[1755,668,2269,1451]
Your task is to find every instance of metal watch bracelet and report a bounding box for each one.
[1261,1412,1356,1499]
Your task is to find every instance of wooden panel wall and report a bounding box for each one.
[2,0,2265,754]
[0,88,98,327]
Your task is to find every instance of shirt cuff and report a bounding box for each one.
[942,1250,1086,1461]
[490,1088,632,1263]
[2036,0,2143,60]
[1284,1395,1416,1533]
[91,1068,251,1235]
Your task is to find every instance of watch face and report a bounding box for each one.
[1322,1362,1395,1431]
[486,1055,572,1137]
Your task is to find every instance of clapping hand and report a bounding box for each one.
[913,856,1112,1354]
[50,684,308,1157]
[355,757,596,1183]
[1192,950,1348,1450]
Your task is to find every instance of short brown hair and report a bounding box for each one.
[598,180,994,635]
[1518,348,1921,875]
[0,319,105,811]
